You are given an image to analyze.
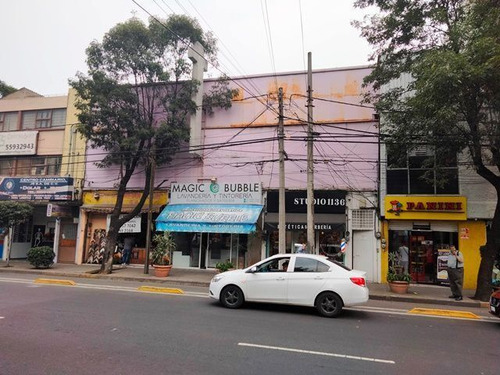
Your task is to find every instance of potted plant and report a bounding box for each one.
[215,260,234,273]
[151,232,176,277]
[387,252,412,293]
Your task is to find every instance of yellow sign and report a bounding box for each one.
[385,196,467,221]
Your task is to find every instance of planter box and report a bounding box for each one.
[388,281,409,294]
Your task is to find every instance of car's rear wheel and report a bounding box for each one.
[220,285,244,309]
[315,292,343,317]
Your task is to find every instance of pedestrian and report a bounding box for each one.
[398,241,409,273]
[122,236,135,267]
[447,245,464,301]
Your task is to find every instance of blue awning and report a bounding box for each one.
[155,204,263,234]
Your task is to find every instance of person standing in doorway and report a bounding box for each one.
[447,245,464,301]
[398,241,409,273]
[122,236,135,267]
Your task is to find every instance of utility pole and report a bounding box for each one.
[306,52,315,254]
[144,144,156,274]
[278,87,286,254]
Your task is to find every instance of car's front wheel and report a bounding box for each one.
[315,292,343,317]
[220,285,244,309]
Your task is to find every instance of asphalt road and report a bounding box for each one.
[0,275,498,375]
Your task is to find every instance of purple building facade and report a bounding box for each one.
[80,66,381,281]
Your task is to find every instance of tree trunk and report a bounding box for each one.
[100,225,119,274]
[474,186,500,301]
[4,226,13,267]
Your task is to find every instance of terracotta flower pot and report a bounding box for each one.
[388,281,409,294]
[153,264,172,277]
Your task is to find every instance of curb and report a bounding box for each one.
[369,294,485,308]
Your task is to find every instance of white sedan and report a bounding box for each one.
[209,254,369,317]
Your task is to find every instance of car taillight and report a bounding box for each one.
[350,277,366,287]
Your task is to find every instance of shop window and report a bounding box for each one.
[13,218,33,243]
[0,112,18,131]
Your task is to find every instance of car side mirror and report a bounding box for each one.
[246,266,257,273]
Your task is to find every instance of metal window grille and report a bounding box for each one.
[351,209,374,230]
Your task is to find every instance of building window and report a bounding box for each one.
[0,112,19,131]
[0,158,15,175]
[12,156,62,176]
[21,109,66,130]
[351,209,374,230]
[386,147,459,195]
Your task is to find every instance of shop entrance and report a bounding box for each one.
[171,232,248,269]
[389,229,458,285]
[409,231,434,283]
[206,233,247,269]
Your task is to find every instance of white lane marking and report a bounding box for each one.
[238,342,395,364]
[0,277,34,284]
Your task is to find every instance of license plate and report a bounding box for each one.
[491,306,496,313]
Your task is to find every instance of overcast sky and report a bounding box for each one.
[1,0,374,96]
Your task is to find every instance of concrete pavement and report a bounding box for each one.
[0,260,488,308]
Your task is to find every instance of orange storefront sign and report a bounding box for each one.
[385,196,467,221]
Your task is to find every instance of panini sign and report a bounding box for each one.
[385,196,467,221]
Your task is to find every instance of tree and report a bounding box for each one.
[70,15,235,274]
[354,0,500,300]
[0,202,34,267]
[0,80,16,98]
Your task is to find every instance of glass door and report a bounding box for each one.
[410,231,433,284]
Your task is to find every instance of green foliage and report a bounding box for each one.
[354,0,500,167]
[151,232,176,265]
[0,79,16,98]
[387,252,411,283]
[0,202,34,228]
[355,0,500,298]
[215,260,234,273]
[27,246,55,269]
[70,15,234,273]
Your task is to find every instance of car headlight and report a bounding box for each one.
[211,274,225,283]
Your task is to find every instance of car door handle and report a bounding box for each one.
[314,276,323,280]
[276,277,286,281]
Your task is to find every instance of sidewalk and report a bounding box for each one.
[0,260,487,308]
